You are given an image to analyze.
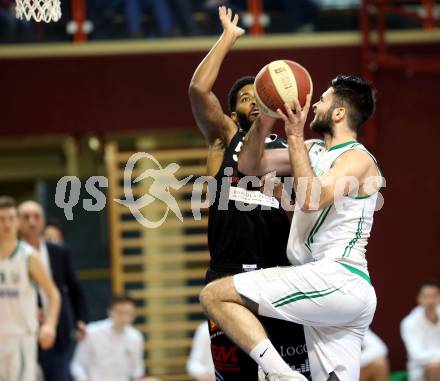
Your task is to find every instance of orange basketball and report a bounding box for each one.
[254,60,313,118]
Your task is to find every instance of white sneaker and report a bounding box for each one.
[263,371,309,381]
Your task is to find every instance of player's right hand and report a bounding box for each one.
[219,6,245,40]
[39,323,56,350]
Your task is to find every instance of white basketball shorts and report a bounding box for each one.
[233,259,377,381]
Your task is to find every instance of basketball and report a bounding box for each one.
[254,60,313,118]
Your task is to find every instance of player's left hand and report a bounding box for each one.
[260,171,282,200]
[277,94,312,139]
[255,112,276,133]
[39,323,56,349]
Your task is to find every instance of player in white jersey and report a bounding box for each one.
[200,75,382,381]
[0,196,60,381]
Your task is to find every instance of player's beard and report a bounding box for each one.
[310,107,335,137]
[236,111,253,132]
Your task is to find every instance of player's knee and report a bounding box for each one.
[199,282,218,311]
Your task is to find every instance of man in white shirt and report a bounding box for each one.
[187,321,215,381]
[71,295,145,381]
[401,279,440,381]
[360,329,389,381]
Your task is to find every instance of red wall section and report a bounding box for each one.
[1,42,440,370]
[0,45,359,136]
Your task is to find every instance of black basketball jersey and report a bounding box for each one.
[207,129,291,271]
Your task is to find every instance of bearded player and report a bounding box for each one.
[200,75,382,381]
[189,6,311,381]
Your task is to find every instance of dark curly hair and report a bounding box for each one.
[227,76,255,113]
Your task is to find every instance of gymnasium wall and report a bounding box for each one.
[1,40,440,369]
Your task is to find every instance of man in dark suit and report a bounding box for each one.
[18,200,89,381]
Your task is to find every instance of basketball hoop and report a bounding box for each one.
[16,0,62,22]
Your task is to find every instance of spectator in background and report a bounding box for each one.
[44,219,65,245]
[71,295,150,381]
[0,0,15,41]
[401,278,440,381]
[170,0,199,36]
[0,0,31,42]
[264,0,318,32]
[18,200,89,381]
[186,321,215,381]
[125,0,177,38]
[224,0,318,32]
[360,329,389,381]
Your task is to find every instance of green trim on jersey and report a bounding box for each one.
[273,287,340,308]
[348,194,372,199]
[305,205,332,250]
[338,262,371,285]
[328,140,357,152]
[9,240,21,260]
[343,208,365,258]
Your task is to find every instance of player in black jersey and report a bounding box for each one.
[189,6,311,381]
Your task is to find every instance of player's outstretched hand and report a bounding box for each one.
[39,323,56,350]
[277,94,312,139]
[219,6,245,40]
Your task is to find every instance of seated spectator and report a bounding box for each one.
[266,0,318,32]
[170,0,199,36]
[360,329,389,381]
[71,295,149,381]
[0,0,31,43]
[401,278,440,381]
[187,321,215,381]
[124,0,178,38]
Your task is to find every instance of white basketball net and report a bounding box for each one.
[16,0,62,23]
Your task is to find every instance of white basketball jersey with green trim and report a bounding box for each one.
[287,140,380,272]
[0,241,38,336]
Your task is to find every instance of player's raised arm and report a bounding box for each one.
[188,6,244,145]
[238,114,291,176]
[29,254,61,349]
